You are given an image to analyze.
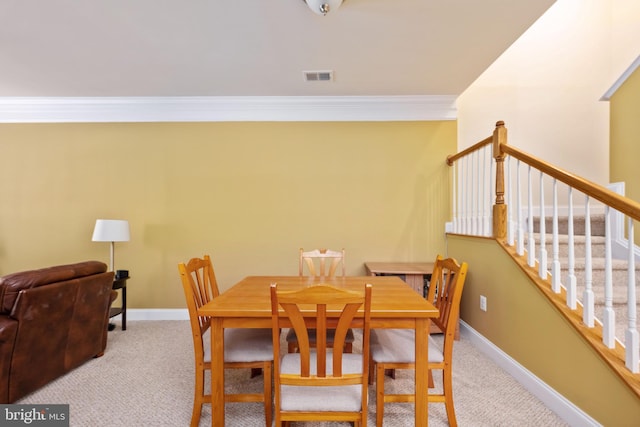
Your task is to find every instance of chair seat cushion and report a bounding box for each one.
[285,327,355,344]
[370,329,443,363]
[203,328,273,363]
[279,351,365,412]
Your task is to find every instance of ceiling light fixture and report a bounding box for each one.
[303,0,343,16]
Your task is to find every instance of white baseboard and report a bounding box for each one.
[118,308,189,321]
[460,321,600,427]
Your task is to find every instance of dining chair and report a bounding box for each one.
[369,255,468,427]
[270,282,372,427]
[178,255,273,427]
[298,247,346,278]
[287,248,355,353]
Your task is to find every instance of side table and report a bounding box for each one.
[109,276,128,331]
[364,261,459,338]
[364,262,434,295]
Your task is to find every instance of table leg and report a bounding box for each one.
[415,318,429,427]
[121,285,127,331]
[211,318,225,426]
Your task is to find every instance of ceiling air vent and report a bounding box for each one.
[303,70,334,82]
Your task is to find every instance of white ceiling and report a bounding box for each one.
[0,0,555,99]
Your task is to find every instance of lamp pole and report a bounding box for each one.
[109,241,115,272]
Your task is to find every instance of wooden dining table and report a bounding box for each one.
[197,275,439,426]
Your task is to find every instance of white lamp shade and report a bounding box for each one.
[92,219,130,242]
[304,0,343,15]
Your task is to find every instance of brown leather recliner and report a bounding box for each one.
[0,261,115,403]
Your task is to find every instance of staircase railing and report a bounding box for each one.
[447,121,640,376]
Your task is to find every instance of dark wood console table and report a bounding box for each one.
[109,276,128,331]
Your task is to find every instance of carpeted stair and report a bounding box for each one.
[529,214,640,339]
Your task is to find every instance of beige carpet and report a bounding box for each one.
[18,321,569,426]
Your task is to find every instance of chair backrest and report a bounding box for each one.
[426,255,468,340]
[270,282,372,385]
[178,255,220,350]
[298,248,345,278]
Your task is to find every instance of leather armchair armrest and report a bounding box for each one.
[0,316,18,403]
[100,290,119,353]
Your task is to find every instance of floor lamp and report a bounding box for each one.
[92,219,130,272]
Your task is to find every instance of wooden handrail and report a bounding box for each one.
[447,121,640,224]
[446,135,492,166]
[502,144,640,222]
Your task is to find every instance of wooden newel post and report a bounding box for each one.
[493,121,507,240]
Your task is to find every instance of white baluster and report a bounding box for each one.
[482,146,493,236]
[463,155,470,234]
[480,146,485,236]
[566,187,577,309]
[603,206,615,347]
[489,147,495,237]
[452,162,458,233]
[480,146,493,236]
[517,160,524,256]
[583,196,594,328]
[479,147,484,236]
[551,179,561,293]
[538,172,547,279]
[625,218,639,373]
[507,156,513,246]
[527,166,535,267]
[473,149,479,235]
[459,161,463,233]
[460,156,467,234]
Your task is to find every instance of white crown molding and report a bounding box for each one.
[0,95,457,123]
[601,54,640,101]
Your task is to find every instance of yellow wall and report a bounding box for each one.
[610,64,640,204]
[447,234,640,425]
[0,121,455,308]
[610,64,640,246]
